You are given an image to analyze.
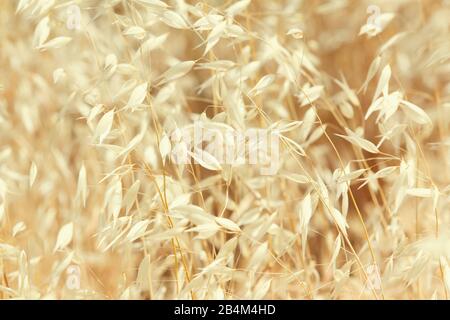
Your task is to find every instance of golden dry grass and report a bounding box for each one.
[0,0,450,299]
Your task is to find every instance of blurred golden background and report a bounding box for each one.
[0,0,449,299]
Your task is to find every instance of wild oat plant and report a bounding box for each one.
[0,0,450,300]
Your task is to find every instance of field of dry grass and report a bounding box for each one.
[0,0,450,300]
